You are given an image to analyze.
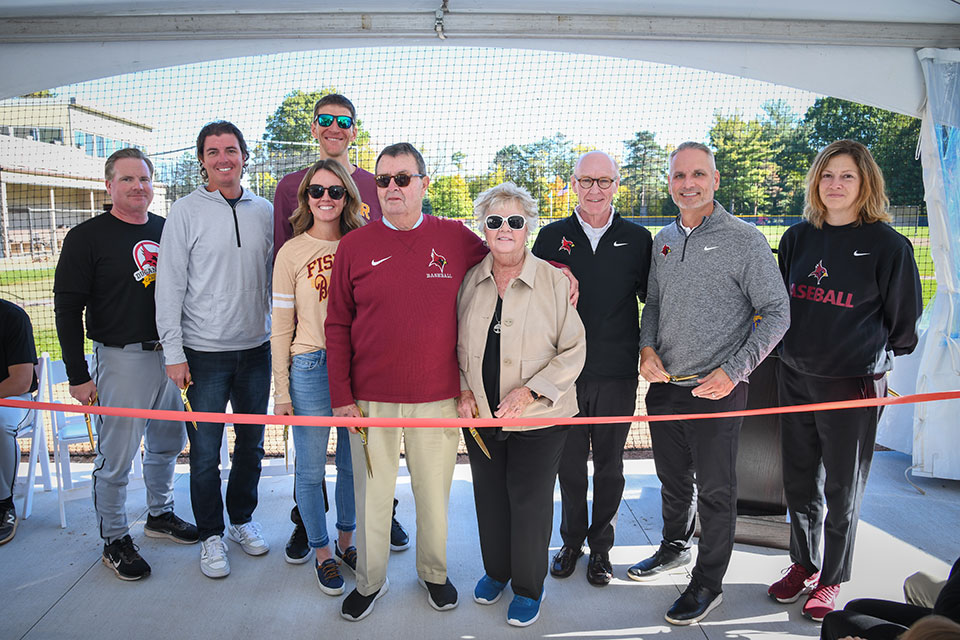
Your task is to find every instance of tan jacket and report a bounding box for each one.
[457,249,586,431]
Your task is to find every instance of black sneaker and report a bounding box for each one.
[341,578,390,621]
[284,522,311,564]
[144,511,199,544]
[102,534,151,581]
[391,498,410,551]
[0,502,17,546]
[665,578,722,625]
[626,543,691,582]
[419,577,459,611]
[335,540,357,573]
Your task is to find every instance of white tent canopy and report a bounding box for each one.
[2,0,959,478]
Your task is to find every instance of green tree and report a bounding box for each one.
[710,112,775,215]
[490,133,578,211]
[621,130,668,215]
[429,174,473,219]
[759,100,813,216]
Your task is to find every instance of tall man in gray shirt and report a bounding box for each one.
[629,142,789,625]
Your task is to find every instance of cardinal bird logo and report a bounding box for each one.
[808,260,829,285]
[132,240,160,287]
[559,237,575,254]
[660,244,671,257]
[428,248,447,273]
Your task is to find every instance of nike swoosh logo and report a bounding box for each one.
[613,241,628,247]
[704,246,719,251]
[853,250,870,257]
[371,256,392,266]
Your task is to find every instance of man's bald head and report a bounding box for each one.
[571,150,620,223]
[574,150,619,178]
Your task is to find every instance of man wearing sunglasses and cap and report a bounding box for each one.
[271,94,408,566]
[532,151,652,588]
[632,142,788,625]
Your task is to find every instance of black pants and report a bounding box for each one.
[558,377,637,554]
[821,598,931,640]
[779,363,884,586]
[646,381,746,594]
[466,425,569,600]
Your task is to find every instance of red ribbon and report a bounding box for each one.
[2,389,959,428]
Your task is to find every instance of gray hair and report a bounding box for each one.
[669,141,716,171]
[105,147,154,181]
[473,182,539,231]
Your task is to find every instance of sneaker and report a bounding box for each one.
[316,558,345,596]
[284,522,311,564]
[665,578,722,626]
[102,534,151,581]
[227,521,269,556]
[335,540,358,573]
[419,577,459,611]
[144,511,199,544]
[474,574,508,605]
[0,502,17,545]
[802,583,840,622]
[341,578,390,621]
[391,498,410,551]
[507,593,544,627]
[199,535,230,579]
[626,543,691,582]
[768,563,820,603]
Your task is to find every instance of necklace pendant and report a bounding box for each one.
[493,322,501,334]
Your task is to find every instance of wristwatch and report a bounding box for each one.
[528,388,543,401]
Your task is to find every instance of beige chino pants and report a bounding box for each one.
[352,398,459,595]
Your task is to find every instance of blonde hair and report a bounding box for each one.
[803,139,891,229]
[289,159,365,238]
[900,615,960,640]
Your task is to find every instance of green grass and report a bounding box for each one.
[0,267,55,286]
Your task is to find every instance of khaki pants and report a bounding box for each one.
[352,398,459,595]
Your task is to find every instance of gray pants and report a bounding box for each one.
[0,396,31,501]
[91,342,186,543]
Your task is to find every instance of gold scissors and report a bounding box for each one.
[469,407,491,459]
[356,406,374,478]
[83,392,97,449]
[283,424,290,472]
[180,387,197,429]
[668,374,699,383]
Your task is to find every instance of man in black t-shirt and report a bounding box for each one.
[0,298,38,545]
[53,148,198,580]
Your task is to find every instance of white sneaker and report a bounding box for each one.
[200,535,230,579]
[227,521,269,556]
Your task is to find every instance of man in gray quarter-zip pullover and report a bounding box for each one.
[156,121,273,581]
[628,142,789,626]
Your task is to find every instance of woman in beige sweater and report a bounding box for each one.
[272,159,365,596]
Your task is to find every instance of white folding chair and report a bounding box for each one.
[15,358,52,520]
[44,352,143,528]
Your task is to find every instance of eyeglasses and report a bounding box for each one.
[305,184,346,200]
[575,176,616,189]
[484,214,527,231]
[315,114,354,129]
[374,173,426,188]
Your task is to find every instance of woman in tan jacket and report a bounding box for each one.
[456,182,586,627]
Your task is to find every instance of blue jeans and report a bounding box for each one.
[289,349,355,548]
[185,342,270,540]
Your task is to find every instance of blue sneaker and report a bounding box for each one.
[474,575,508,605]
[507,593,544,627]
[316,558,345,596]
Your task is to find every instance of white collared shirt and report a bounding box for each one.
[382,212,424,231]
[574,206,614,252]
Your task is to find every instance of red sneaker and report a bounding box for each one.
[802,583,840,622]
[768,564,820,603]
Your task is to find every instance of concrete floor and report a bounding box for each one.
[3,451,958,640]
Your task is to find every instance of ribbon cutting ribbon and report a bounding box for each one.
[356,407,374,478]
[83,393,97,449]
[180,387,197,429]
[469,407,491,459]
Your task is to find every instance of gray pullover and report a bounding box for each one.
[156,186,273,365]
[639,202,789,385]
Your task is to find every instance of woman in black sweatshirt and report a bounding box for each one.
[768,140,923,622]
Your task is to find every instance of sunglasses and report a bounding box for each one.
[484,214,527,231]
[315,114,354,129]
[305,184,346,200]
[575,176,616,189]
[374,173,426,188]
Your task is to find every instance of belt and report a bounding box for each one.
[103,340,163,351]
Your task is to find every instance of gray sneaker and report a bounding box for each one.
[227,521,269,556]
[200,535,230,579]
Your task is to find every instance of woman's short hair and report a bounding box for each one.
[803,139,891,229]
[289,159,366,238]
[473,182,539,231]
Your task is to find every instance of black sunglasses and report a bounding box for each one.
[305,184,346,200]
[484,214,527,231]
[315,114,354,129]
[374,173,426,188]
